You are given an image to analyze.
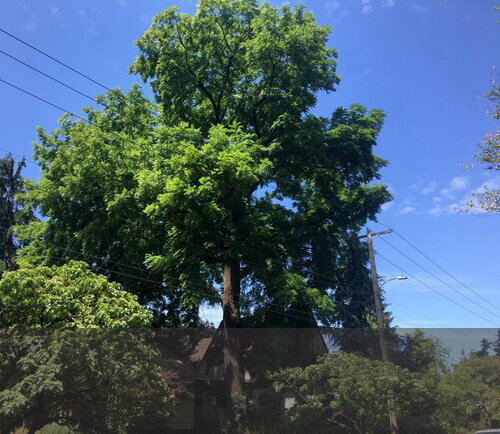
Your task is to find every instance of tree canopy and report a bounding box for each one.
[0,330,175,434]
[130,0,339,136]
[432,354,500,432]
[263,352,431,433]
[19,0,390,330]
[0,260,152,328]
[464,75,499,213]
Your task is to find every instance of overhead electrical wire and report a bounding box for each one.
[8,235,464,363]
[394,229,499,312]
[0,144,487,330]
[377,235,500,320]
[0,27,112,91]
[0,49,99,103]
[0,242,321,326]
[375,250,499,327]
[376,222,499,313]
[0,78,87,122]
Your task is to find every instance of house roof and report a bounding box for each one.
[191,323,329,383]
[190,337,213,362]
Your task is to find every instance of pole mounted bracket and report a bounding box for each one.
[358,228,393,239]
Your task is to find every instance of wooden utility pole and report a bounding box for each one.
[359,228,399,434]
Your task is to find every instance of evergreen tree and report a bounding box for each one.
[476,337,492,357]
[0,155,35,271]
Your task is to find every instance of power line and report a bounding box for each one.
[0,220,461,332]
[375,250,499,327]
[376,222,500,313]
[0,27,112,91]
[390,301,449,328]
[0,149,465,329]
[378,236,500,320]
[394,229,500,313]
[0,243,465,364]
[0,49,98,103]
[0,227,322,322]
[0,78,87,122]
[0,156,472,330]
[1,242,320,326]
[2,244,463,364]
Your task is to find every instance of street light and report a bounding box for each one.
[380,275,407,288]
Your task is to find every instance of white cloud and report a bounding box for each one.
[381,0,395,7]
[411,3,426,13]
[361,0,373,13]
[421,181,437,195]
[381,201,394,212]
[450,176,468,190]
[428,206,444,216]
[324,0,340,13]
[432,196,442,204]
[24,22,37,32]
[440,176,468,197]
[398,206,416,215]
[50,5,59,15]
[455,175,500,214]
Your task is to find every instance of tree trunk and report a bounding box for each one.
[222,260,243,413]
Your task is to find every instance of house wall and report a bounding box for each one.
[166,399,195,431]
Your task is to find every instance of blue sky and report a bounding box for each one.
[0,0,498,329]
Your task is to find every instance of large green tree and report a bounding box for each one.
[131,0,390,333]
[19,0,390,408]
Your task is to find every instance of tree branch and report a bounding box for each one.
[175,23,219,122]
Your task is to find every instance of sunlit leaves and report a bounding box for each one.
[0,260,152,327]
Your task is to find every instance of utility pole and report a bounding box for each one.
[359,228,399,434]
